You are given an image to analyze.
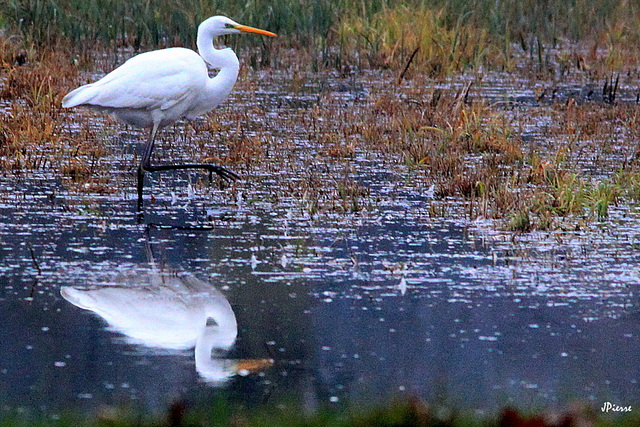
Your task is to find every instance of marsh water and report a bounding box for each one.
[2,71,640,419]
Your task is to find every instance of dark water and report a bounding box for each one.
[1,166,639,420]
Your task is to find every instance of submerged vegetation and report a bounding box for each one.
[3,0,640,230]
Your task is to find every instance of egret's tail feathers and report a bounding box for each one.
[62,84,96,108]
[60,286,97,310]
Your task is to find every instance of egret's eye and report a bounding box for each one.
[225,23,235,29]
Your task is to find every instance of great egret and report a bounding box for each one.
[62,16,277,210]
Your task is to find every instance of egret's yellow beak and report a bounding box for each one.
[235,24,277,37]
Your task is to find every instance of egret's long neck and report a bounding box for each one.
[197,28,240,107]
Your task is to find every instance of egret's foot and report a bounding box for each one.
[199,164,239,182]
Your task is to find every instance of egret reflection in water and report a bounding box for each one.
[61,266,271,383]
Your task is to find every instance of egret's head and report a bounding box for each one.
[200,16,277,38]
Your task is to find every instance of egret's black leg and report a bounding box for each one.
[137,124,159,212]
[136,165,145,212]
[136,123,238,211]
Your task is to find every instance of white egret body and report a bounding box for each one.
[62,16,276,210]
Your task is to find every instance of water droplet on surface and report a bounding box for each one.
[398,276,407,295]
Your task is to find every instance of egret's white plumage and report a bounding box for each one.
[62,16,276,210]
[63,48,216,128]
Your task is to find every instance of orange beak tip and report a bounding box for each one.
[236,24,277,37]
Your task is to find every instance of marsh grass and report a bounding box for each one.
[338,6,496,75]
[0,36,114,191]
[5,0,640,74]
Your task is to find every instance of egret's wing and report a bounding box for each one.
[62,48,205,112]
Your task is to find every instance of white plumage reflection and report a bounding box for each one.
[61,266,271,383]
[62,16,277,210]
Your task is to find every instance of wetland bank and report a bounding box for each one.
[2,0,640,425]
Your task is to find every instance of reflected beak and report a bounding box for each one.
[235,24,277,37]
[234,358,275,375]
